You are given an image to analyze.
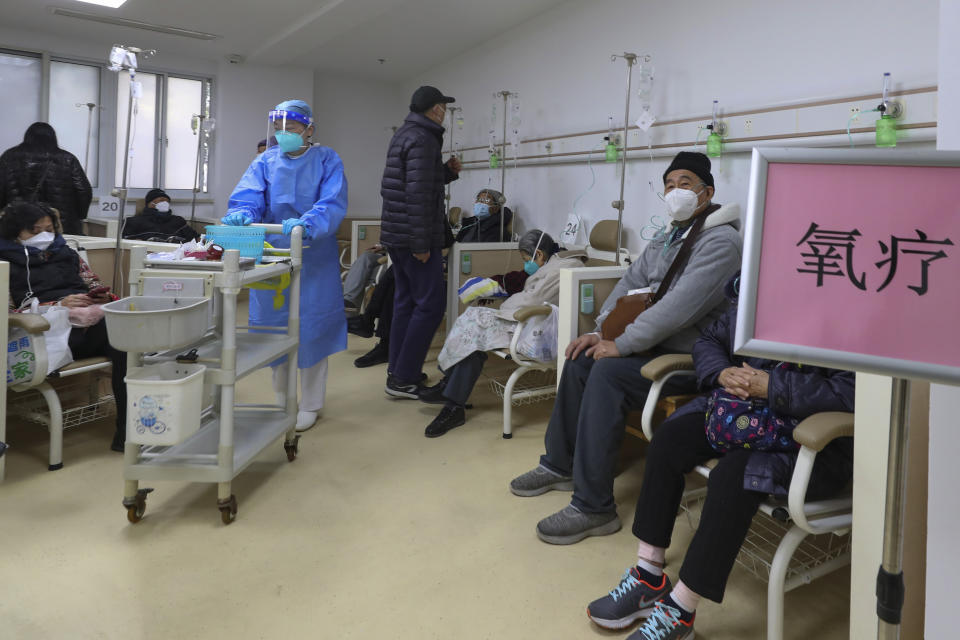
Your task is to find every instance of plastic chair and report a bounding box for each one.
[584,220,629,266]
[636,354,854,640]
[489,304,557,439]
[7,313,113,470]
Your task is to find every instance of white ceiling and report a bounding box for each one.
[1,0,570,81]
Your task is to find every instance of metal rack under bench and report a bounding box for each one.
[115,224,304,525]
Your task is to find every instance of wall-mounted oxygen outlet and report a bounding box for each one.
[850,106,862,122]
[882,100,904,119]
[580,283,595,315]
[744,119,753,133]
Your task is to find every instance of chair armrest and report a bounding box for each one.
[512,305,551,322]
[792,412,855,452]
[376,255,388,265]
[640,354,695,381]
[9,313,51,334]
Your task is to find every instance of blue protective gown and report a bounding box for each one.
[227,145,348,369]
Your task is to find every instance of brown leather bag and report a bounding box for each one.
[600,292,653,341]
[600,205,718,341]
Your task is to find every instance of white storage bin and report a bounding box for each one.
[103,296,209,352]
[126,363,207,445]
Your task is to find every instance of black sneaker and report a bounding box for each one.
[347,316,373,338]
[385,374,421,399]
[355,342,388,368]
[418,378,448,404]
[588,567,672,630]
[424,405,466,437]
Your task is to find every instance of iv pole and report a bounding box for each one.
[445,106,461,220]
[610,52,637,266]
[107,45,155,292]
[494,90,516,242]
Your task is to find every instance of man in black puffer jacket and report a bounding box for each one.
[0,122,92,235]
[379,85,461,398]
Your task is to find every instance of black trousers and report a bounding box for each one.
[68,319,127,439]
[539,351,695,514]
[631,412,762,602]
[631,411,852,603]
[441,350,488,406]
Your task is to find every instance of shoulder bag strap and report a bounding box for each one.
[651,203,720,304]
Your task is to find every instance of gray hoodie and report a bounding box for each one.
[595,203,742,356]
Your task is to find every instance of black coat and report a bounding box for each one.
[123,210,200,242]
[0,147,92,235]
[455,207,513,243]
[379,113,457,253]
[0,235,88,307]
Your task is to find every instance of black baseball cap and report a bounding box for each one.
[410,86,455,113]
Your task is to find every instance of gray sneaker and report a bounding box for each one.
[536,504,621,545]
[509,466,574,497]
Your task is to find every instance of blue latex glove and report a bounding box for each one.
[222,212,252,226]
[282,218,306,236]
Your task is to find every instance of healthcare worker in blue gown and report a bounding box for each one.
[223,99,348,432]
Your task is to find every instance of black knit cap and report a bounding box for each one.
[662,151,714,187]
[144,188,169,204]
[410,86,455,113]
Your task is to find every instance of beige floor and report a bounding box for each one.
[0,336,850,639]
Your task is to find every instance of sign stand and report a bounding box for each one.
[877,378,911,639]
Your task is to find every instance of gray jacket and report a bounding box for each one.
[594,203,742,355]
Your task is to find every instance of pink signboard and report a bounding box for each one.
[736,148,960,384]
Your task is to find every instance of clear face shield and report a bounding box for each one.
[267,109,312,155]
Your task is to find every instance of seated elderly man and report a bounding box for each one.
[509,151,743,545]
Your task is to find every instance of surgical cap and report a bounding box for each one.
[273,99,313,121]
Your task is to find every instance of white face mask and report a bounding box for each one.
[153,201,171,213]
[21,231,55,251]
[664,187,704,222]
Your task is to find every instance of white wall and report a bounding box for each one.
[405,0,939,251]
[927,2,960,636]
[0,25,313,223]
[312,72,403,219]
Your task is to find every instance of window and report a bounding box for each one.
[0,50,42,154]
[0,47,214,197]
[49,60,101,187]
[114,73,211,192]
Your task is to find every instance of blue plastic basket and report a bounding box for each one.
[205,225,266,263]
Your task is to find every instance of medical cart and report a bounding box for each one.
[109,224,304,525]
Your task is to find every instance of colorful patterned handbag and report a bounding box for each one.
[704,387,801,453]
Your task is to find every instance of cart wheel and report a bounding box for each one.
[284,435,301,462]
[218,494,238,525]
[127,504,144,523]
[123,488,153,524]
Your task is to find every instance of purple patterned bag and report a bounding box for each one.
[704,389,800,453]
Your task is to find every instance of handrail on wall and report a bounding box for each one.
[455,85,939,163]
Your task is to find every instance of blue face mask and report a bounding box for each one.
[473,202,491,218]
[523,259,540,275]
[274,130,304,154]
